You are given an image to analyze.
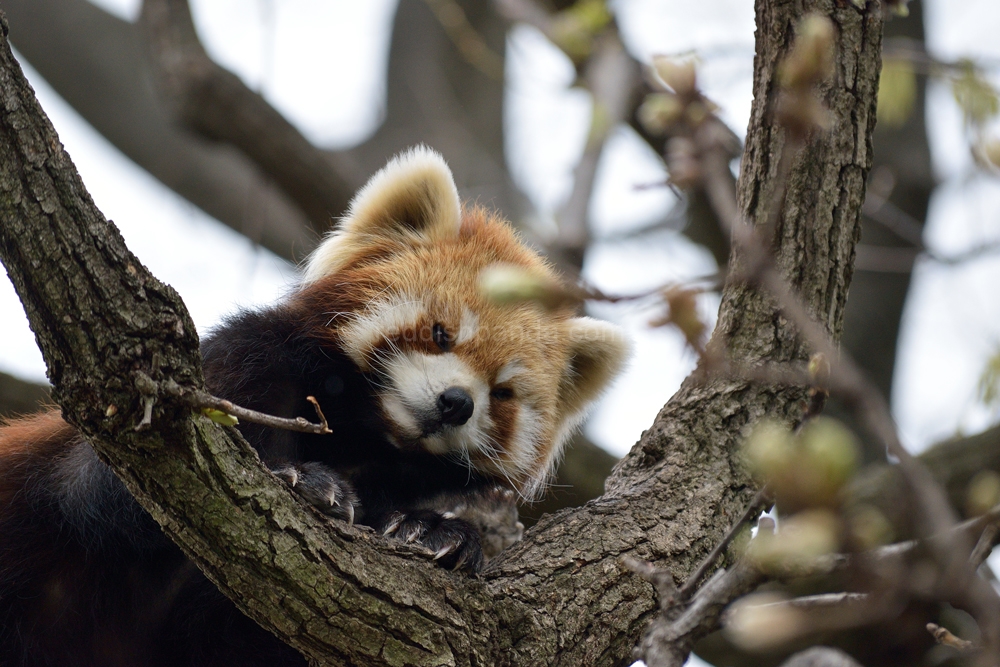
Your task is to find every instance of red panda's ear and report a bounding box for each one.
[303,146,461,282]
[556,317,631,430]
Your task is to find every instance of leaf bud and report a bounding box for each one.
[966,470,1000,517]
[983,139,1000,170]
[201,407,239,427]
[478,264,572,310]
[798,417,860,495]
[637,93,683,135]
[807,352,830,386]
[652,56,697,97]
[744,419,796,483]
[846,503,894,550]
[747,509,842,574]
[725,592,807,652]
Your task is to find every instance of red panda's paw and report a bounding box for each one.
[379,510,484,572]
[272,462,357,524]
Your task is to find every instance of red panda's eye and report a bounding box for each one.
[432,323,451,351]
[490,387,514,401]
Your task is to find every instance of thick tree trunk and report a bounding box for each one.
[0,0,883,665]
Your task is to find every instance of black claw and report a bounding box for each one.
[377,510,483,572]
[271,462,358,524]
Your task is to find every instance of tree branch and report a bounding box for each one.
[138,0,358,236]
[0,0,885,662]
[1,0,315,261]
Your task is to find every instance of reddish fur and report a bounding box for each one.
[289,207,580,488]
[0,410,74,505]
[0,150,627,665]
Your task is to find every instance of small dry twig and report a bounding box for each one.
[158,380,333,436]
[971,523,1000,570]
[192,391,333,435]
[926,623,976,651]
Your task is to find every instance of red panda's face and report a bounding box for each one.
[296,148,630,498]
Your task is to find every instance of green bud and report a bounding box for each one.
[744,419,796,483]
[878,58,917,128]
[747,509,841,574]
[637,93,683,135]
[478,264,571,310]
[983,139,1000,170]
[846,504,894,550]
[798,417,860,495]
[653,56,697,96]
[725,592,807,652]
[201,408,239,427]
[966,470,1000,517]
[779,14,835,91]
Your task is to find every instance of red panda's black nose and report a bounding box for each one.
[438,387,474,426]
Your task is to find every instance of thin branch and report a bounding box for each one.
[678,487,770,599]
[927,623,976,651]
[858,192,1000,272]
[493,0,555,37]
[154,377,333,435]
[778,592,870,609]
[633,558,767,667]
[971,523,1000,570]
[139,0,358,233]
[862,190,924,246]
[422,0,504,79]
[186,388,332,435]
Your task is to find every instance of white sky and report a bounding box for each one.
[3,0,1000,464]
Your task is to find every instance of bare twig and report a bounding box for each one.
[927,623,976,651]
[633,558,767,667]
[158,380,333,435]
[858,193,1000,272]
[623,557,679,608]
[779,592,870,609]
[883,37,1000,76]
[971,523,1000,570]
[678,487,770,599]
[191,390,332,435]
[139,0,357,233]
[422,0,504,79]
[553,34,642,268]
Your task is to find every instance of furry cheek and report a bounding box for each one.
[477,400,544,495]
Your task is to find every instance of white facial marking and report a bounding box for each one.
[379,351,492,455]
[381,394,422,439]
[455,308,479,346]
[338,293,425,368]
[496,359,528,385]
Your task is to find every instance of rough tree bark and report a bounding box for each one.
[829,0,934,461]
[0,0,882,664]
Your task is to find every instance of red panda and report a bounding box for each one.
[0,147,630,666]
